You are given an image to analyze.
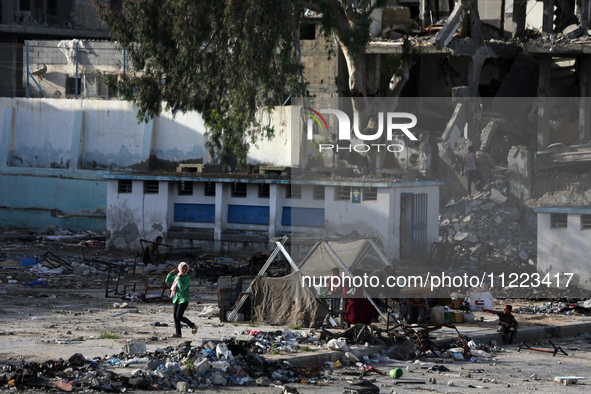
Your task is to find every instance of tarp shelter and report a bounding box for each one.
[228,236,390,325]
[251,271,331,327]
[297,237,391,280]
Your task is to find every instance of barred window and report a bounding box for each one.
[550,213,567,228]
[118,180,132,193]
[144,181,159,194]
[335,186,351,201]
[232,182,247,198]
[286,184,302,199]
[178,181,193,196]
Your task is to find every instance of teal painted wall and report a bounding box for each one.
[0,171,107,232]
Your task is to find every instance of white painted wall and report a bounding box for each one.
[106,180,169,249]
[248,107,293,166]
[537,212,591,290]
[106,178,440,260]
[0,98,292,170]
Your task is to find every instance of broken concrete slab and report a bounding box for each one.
[490,189,508,204]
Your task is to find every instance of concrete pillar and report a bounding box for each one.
[537,57,552,150]
[0,107,14,168]
[582,0,591,29]
[468,54,486,98]
[543,0,555,34]
[140,118,154,171]
[213,182,224,253]
[420,0,427,28]
[513,0,527,37]
[268,184,278,247]
[69,110,83,170]
[579,56,591,143]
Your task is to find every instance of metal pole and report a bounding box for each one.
[123,48,126,76]
[75,41,79,99]
[26,42,30,98]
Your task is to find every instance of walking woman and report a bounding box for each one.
[166,262,198,338]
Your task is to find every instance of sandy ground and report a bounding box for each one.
[2,243,591,393]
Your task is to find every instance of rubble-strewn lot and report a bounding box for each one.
[3,227,591,393]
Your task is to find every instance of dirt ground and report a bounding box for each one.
[2,236,591,393]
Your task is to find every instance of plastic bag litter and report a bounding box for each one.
[326,338,349,352]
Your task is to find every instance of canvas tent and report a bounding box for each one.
[251,271,331,327]
[228,236,391,326]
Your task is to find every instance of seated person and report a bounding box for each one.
[406,297,426,325]
[143,236,165,269]
[483,305,518,344]
[343,288,376,326]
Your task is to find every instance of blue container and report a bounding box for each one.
[19,256,41,266]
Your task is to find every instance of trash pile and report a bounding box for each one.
[0,316,512,392]
[515,300,591,316]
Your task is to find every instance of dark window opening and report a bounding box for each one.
[178,181,193,196]
[286,184,301,199]
[47,0,58,16]
[144,180,159,194]
[118,180,132,193]
[335,186,351,201]
[363,187,378,201]
[65,77,83,96]
[204,181,216,196]
[300,23,316,40]
[20,0,31,11]
[582,214,591,230]
[232,182,247,198]
[550,213,567,228]
[258,184,270,198]
[313,185,325,200]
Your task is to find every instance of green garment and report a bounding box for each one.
[165,271,191,304]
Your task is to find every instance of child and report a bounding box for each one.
[165,262,198,338]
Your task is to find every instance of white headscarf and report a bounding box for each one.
[170,262,188,299]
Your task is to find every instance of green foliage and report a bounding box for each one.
[100,332,120,339]
[94,0,402,164]
[94,0,305,169]
[289,324,303,330]
[184,358,194,371]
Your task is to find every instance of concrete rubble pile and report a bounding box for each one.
[437,179,536,278]
[515,300,591,316]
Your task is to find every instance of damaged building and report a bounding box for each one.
[0,0,590,275]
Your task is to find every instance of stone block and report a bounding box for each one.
[124,341,146,355]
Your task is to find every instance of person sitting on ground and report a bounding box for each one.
[143,236,165,269]
[483,305,518,344]
[406,297,427,325]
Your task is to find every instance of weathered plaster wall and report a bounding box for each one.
[0,98,292,233]
[537,211,591,290]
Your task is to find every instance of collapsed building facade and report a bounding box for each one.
[0,1,589,270]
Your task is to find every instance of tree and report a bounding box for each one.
[94,0,415,169]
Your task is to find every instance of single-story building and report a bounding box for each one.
[535,205,591,292]
[104,173,441,261]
